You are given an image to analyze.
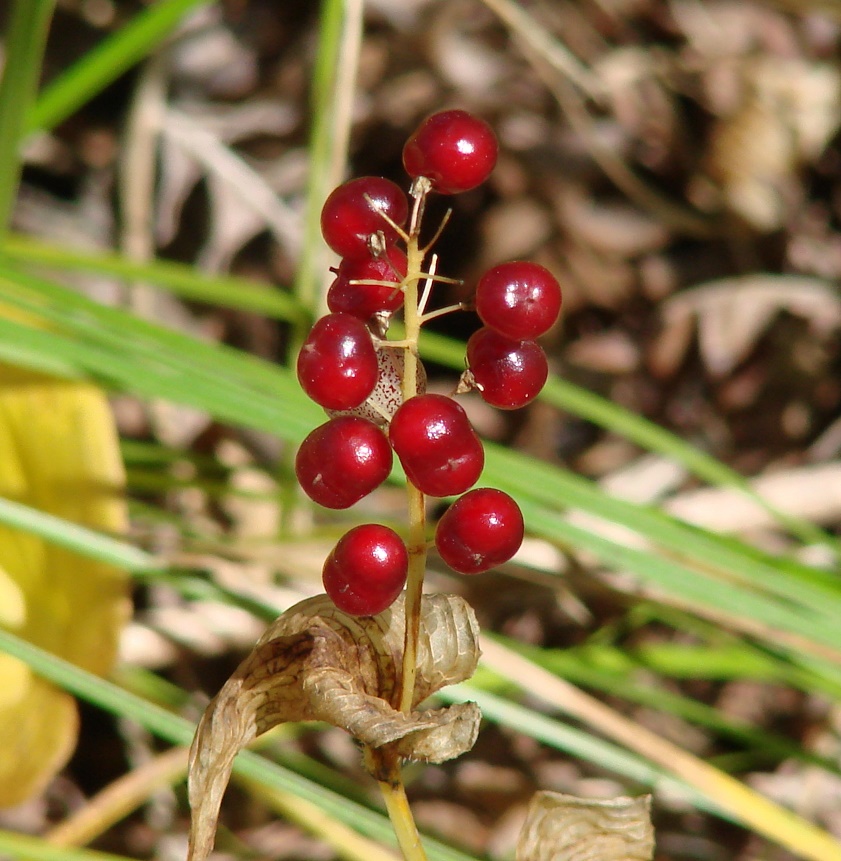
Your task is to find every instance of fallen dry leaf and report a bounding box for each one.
[516,792,654,861]
[662,274,841,376]
[188,592,481,861]
[0,365,129,807]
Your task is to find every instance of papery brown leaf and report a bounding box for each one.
[517,792,654,861]
[188,593,481,861]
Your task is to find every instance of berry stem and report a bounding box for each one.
[396,183,430,715]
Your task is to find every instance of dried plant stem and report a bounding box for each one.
[397,190,429,715]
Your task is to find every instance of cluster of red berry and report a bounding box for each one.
[295,110,562,617]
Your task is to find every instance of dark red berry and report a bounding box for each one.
[296,416,392,509]
[321,177,409,259]
[466,327,548,410]
[389,394,484,497]
[475,261,562,340]
[435,488,524,575]
[297,313,378,410]
[403,110,498,195]
[322,524,408,616]
[327,246,407,320]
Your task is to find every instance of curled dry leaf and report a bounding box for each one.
[188,592,481,861]
[662,275,841,377]
[517,792,654,861]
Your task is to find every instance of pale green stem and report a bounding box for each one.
[378,778,429,861]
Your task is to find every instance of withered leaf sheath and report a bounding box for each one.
[187,593,481,861]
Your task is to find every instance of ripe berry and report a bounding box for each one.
[402,110,498,195]
[475,261,562,340]
[296,416,392,509]
[435,488,524,575]
[389,394,484,497]
[297,313,378,410]
[321,177,409,259]
[322,524,408,616]
[327,246,407,320]
[466,327,548,409]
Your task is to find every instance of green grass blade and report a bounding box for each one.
[0,234,307,323]
[3,271,840,668]
[0,0,55,235]
[26,0,213,135]
[293,0,347,313]
[0,496,158,572]
[417,328,840,555]
[440,684,724,816]
[0,830,133,861]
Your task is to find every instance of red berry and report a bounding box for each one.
[475,261,562,340]
[327,246,407,320]
[389,394,484,497]
[322,524,408,616]
[296,416,392,509]
[403,110,498,195]
[321,177,409,259]
[435,488,524,575]
[297,313,378,410]
[466,327,548,410]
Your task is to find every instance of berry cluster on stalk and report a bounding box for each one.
[295,109,562,618]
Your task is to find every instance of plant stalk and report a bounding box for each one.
[377,776,429,861]
[0,0,56,239]
[396,187,429,715]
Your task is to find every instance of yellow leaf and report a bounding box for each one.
[0,365,129,807]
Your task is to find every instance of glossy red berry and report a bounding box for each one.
[321,177,409,259]
[296,416,392,509]
[322,524,408,616]
[435,488,524,575]
[327,246,407,320]
[466,327,548,409]
[475,261,562,340]
[403,110,498,195]
[389,394,484,497]
[297,313,378,410]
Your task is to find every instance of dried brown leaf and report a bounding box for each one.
[663,275,841,376]
[188,593,481,861]
[517,792,654,861]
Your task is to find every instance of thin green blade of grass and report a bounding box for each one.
[507,640,841,772]
[0,496,158,573]
[0,234,308,324]
[26,0,213,136]
[0,628,478,861]
[481,447,841,622]
[0,0,56,236]
[0,830,134,861]
[418,328,840,556]
[7,237,836,563]
[9,260,836,628]
[293,0,352,313]
[439,684,725,817]
[3,273,840,665]
[521,501,841,660]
